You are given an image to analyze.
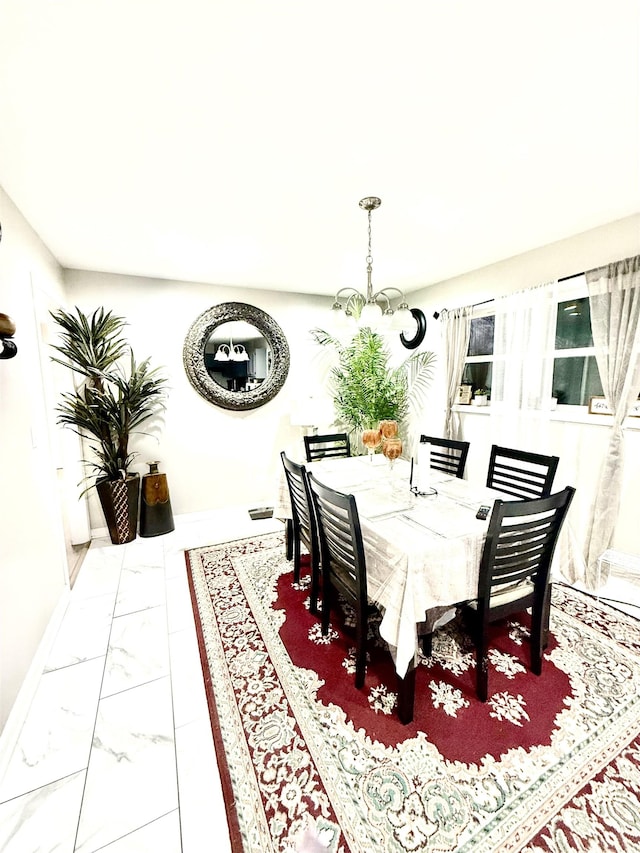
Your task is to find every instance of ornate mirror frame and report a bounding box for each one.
[183,302,290,411]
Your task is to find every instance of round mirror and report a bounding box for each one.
[183,302,290,410]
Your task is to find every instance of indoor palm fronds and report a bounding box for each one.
[50,306,167,488]
[50,306,129,388]
[310,327,436,442]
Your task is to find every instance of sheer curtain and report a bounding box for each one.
[490,280,585,583]
[584,255,640,585]
[490,281,558,449]
[442,306,472,441]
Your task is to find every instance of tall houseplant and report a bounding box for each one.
[50,306,167,544]
[310,327,436,452]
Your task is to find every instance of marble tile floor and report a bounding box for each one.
[1,503,639,853]
[0,508,283,853]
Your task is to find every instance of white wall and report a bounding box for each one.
[63,271,339,526]
[413,214,640,312]
[0,187,70,732]
[406,214,640,560]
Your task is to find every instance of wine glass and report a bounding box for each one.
[362,428,382,461]
[379,420,398,440]
[382,436,403,474]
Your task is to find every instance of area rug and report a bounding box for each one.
[185,532,640,852]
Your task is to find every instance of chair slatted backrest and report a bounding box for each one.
[304,433,351,463]
[486,445,559,500]
[280,452,314,550]
[307,473,367,609]
[478,486,575,606]
[420,435,470,479]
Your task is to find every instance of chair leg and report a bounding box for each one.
[321,582,332,636]
[355,614,367,689]
[530,605,544,676]
[476,654,489,702]
[541,584,552,649]
[476,627,489,702]
[292,539,301,585]
[285,518,293,560]
[420,633,433,657]
[310,553,319,616]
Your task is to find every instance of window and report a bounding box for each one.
[552,294,604,405]
[461,312,494,396]
[460,275,604,406]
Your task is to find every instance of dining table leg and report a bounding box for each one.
[396,664,416,724]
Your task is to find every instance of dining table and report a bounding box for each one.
[275,451,510,723]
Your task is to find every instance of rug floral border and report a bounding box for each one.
[185,533,640,853]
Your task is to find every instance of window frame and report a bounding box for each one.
[460,303,496,401]
[551,274,604,408]
[458,274,612,415]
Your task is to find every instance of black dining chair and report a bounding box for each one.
[460,486,575,701]
[281,452,320,614]
[419,435,470,479]
[304,433,351,463]
[307,472,379,689]
[486,445,559,500]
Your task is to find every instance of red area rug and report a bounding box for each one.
[185,532,640,852]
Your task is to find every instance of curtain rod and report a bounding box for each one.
[433,298,491,319]
[433,271,587,318]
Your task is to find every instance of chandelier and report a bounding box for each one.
[331,197,414,332]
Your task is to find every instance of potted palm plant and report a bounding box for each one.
[50,306,167,544]
[310,327,436,453]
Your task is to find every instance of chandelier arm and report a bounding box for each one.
[372,291,392,310]
[332,287,366,317]
[374,286,407,305]
[334,287,364,301]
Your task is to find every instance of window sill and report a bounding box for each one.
[453,404,640,430]
[453,404,491,415]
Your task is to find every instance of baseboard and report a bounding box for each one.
[0,588,71,784]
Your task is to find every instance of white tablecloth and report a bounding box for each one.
[277,454,505,677]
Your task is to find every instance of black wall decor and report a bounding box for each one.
[399,308,427,350]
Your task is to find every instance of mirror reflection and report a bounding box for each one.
[205,321,272,393]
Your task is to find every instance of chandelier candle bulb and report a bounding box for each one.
[417,442,431,493]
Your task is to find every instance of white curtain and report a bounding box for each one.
[442,306,472,441]
[490,281,558,450]
[584,255,640,586]
[490,280,585,584]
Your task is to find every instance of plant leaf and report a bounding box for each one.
[310,327,436,440]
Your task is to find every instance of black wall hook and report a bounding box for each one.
[0,312,17,359]
[400,308,427,350]
[0,339,17,359]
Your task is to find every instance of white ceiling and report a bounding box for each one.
[1,1,639,297]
